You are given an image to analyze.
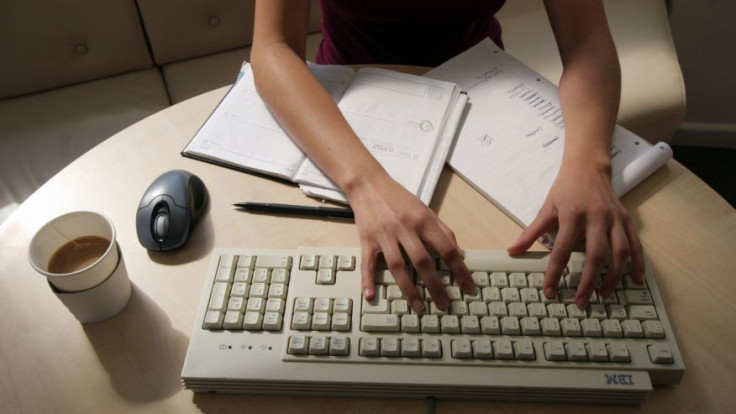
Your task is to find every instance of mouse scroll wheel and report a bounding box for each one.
[153,212,169,242]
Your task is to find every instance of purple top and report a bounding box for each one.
[317,0,506,66]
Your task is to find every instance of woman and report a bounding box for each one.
[250,0,645,312]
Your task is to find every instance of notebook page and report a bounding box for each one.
[183,63,356,181]
[295,67,459,203]
[427,39,672,227]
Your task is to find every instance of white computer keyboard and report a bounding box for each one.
[181,247,684,404]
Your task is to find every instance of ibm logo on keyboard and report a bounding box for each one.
[604,373,635,386]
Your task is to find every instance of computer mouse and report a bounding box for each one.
[136,170,208,251]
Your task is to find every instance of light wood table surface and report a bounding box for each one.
[1,68,735,413]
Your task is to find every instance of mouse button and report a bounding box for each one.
[153,211,169,242]
[161,201,190,250]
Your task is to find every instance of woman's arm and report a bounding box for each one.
[508,0,645,308]
[250,0,473,311]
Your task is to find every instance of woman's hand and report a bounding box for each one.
[507,159,645,308]
[345,172,474,312]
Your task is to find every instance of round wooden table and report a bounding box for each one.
[1,77,734,413]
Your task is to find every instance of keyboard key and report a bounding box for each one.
[520,288,540,304]
[461,315,481,334]
[246,297,265,313]
[337,255,356,271]
[291,311,311,330]
[520,317,541,336]
[231,282,249,298]
[501,316,521,335]
[316,268,336,285]
[381,337,401,357]
[544,341,566,361]
[480,316,501,335]
[473,339,494,359]
[392,300,410,315]
[271,268,289,284]
[203,310,224,329]
[501,287,520,303]
[527,303,547,318]
[288,335,309,355]
[294,297,313,313]
[514,340,536,361]
[331,312,351,331]
[421,315,440,333]
[471,272,490,287]
[227,297,245,312]
[319,255,336,269]
[493,340,514,360]
[580,318,603,337]
[359,337,380,357]
[309,336,329,355]
[361,314,400,332]
[265,290,286,310]
[262,312,283,331]
[449,301,468,316]
[621,319,644,338]
[441,315,461,334]
[401,314,420,333]
[586,342,609,362]
[481,287,501,302]
[628,305,658,321]
[268,283,287,299]
[488,302,508,317]
[451,339,473,359]
[547,303,567,319]
[607,343,631,363]
[422,338,442,358]
[215,254,237,282]
[208,282,230,311]
[223,311,244,329]
[606,304,627,320]
[333,298,352,313]
[362,288,388,314]
[560,318,581,337]
[252,268,270,283]
[243,311,263,330]
[601,319,623,338]
[256,255,292,269]
[642,320,665,339]
[565,341,588,361]
[402,338,421,357]
[509,272,527,289]
[300,255,319,270]
[648,344,674,364]
[490,272,509,288]
[329,336,350,356]
[313,297,333,313]
[540,318,561,336]
[312,312,332,331]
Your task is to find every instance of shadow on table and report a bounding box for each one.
[83,284,189,403]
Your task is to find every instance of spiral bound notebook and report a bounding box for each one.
[182,62,468,205]
[426,39,672,228]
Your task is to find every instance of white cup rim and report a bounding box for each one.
[28,211,117,279]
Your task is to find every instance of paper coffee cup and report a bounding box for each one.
[28,211,131,322]
[29,211,119,292]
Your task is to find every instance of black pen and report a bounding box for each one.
[233,202,354,220]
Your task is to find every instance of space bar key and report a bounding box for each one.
[361,314,400,332]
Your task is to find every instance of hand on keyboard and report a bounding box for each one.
[345,176,474,312]
[507,163,646,309]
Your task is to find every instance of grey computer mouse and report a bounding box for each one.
[136,170,208,251]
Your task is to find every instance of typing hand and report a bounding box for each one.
[507,161,645,308]
[346,175,473,312]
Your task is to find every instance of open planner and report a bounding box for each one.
[182,62,468,205]
[426,39,673,228]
